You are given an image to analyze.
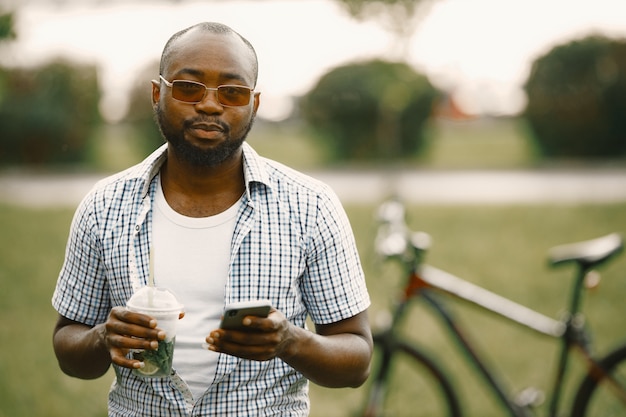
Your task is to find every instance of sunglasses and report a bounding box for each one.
[159,75,254,107]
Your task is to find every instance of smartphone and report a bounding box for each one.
[220,299,272,330]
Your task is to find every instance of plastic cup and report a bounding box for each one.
[126,286,183,378]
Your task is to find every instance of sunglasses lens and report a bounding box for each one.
[217,86,251,106]
[168,80,252,106]
[171,81,206,103]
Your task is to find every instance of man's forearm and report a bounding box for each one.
[280,326,372,388]
[53,320,112,379]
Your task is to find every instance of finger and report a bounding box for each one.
[107,332,160,351]
[232,315,279,332]
[111,307,158,328]
[208,329,279,351]
[110,347,144,369]
[108,335,161,370]
[208,338,277,361]
[106,320,163,341]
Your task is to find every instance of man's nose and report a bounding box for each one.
[195,88,223,113]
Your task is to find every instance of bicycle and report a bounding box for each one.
[360,199,625,417]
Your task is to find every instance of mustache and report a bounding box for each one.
[183,117,230,134]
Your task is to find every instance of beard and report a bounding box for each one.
[155,107,255,168]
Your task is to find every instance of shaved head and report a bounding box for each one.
[159,22,258,87]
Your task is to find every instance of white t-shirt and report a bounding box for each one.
[152,176,240,401]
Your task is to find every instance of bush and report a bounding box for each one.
[0,11,16,40]
[523,35,626,158]
[124,60,164,155]
[300,59,438,161]
[0,60,101,165]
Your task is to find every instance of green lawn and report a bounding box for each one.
[2,116,625,416]
[311,203,626,417]
[1,202,625,417]
[91,117,544,173]
[0,205,111,417]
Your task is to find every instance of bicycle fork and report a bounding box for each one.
[362,297,415,417]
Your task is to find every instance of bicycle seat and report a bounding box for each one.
[548,233,623,268]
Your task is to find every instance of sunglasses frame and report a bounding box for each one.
[159,75,254,107]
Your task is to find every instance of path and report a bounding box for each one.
[1,168,625,207]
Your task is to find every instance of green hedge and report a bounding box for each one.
[523,35,626,158]
[301,59,438,161]
[0,60,101,165]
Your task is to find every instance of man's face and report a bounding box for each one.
[152,30,260,168]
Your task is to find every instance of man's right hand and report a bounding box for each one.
[102,306,165,369]
[52,308,163,379]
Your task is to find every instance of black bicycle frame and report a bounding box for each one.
[407,262,594,417]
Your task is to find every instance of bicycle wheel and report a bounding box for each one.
[571,344,626,417]
[361,339,462,417]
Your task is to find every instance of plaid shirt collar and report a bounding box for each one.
[131,142,274,202]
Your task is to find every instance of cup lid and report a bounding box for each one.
[126,286,183,314]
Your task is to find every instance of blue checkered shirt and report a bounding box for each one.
[52,143,370,416]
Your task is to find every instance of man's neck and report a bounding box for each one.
[160,148,246,218]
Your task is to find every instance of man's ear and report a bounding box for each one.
[252,91,260,114]
[151,79,160,108]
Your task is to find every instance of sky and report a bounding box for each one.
[2,0,626,121]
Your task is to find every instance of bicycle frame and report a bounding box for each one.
[397,253,612,417]
[371,200,625,417]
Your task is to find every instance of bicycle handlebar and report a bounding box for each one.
[375,199,431,263]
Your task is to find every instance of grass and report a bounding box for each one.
[419,117,540,169]
[0,205,112,417]
[1,203,625,417]
[2,117,626,416]
[87,117,542,173]
[309,203,626,417]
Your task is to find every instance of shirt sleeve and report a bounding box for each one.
[301,188,370,324]
[52,196,111,326]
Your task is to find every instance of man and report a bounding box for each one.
[52,22,372,416]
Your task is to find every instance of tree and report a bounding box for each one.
[0,11,16,41]
[301,59,438,161]
[124,59,164,154]
[0,60,101,165]
[523,35,626,158]
[335,0,439,58]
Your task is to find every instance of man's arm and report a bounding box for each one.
[53,315,112,379]
[206,309,373,388]
[53,308,165,380]
[282,310,373,388]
